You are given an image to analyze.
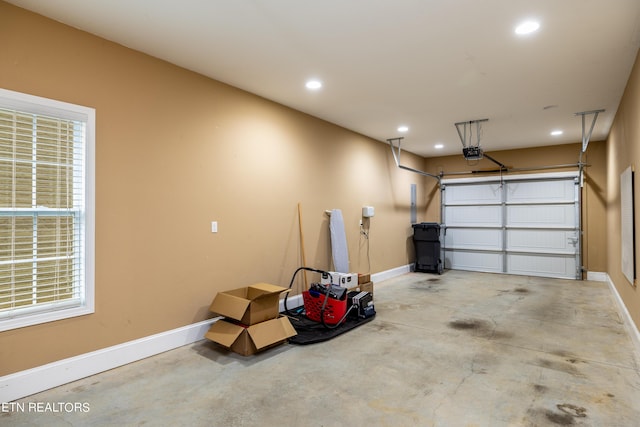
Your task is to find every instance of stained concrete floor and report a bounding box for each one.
[4,270,640,427]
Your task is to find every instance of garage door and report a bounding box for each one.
[441,172,580,279]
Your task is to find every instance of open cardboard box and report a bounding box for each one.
[209,282,290,325]
[205,316,296,356]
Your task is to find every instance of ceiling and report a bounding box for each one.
[7,0,640,157]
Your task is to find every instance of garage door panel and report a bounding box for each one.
[444,228,502,251]
[444,250,503,273]
[441,173,580,280]
[444,205,502,227]
[445,183,502,205]
[507,254,576,279]
[507,180,576,204]
[507,204,576,228]
[507,229,577,254]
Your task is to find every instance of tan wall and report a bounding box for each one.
[1,0,632,376]
[606,49,640,330]
[0,2,427,375]
[422,141,609,274]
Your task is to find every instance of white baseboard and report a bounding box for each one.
[371,264,411,283]
[0,318,218,403]
[280,294,303,312]
[605,274,640,360]
[1,265,411,403]
[586,271,608,281]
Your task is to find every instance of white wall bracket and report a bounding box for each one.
[575,109,605,153]
[387,137,441,181]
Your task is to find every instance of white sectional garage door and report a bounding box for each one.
[441,172,580,279]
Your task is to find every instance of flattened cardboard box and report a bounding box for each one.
[205,316,297,356]
[360,281,373,296]
[348,281,373,297]
[209,282,289,325]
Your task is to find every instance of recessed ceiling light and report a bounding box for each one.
[435,143,444,149]
[397,126,409,132]
[551,130,563,136]
[515,20,540,35]
[305,80,322,90]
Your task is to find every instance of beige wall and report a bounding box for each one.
[0,2,427,375]
[422,141,609,274]
[606,49,640,330]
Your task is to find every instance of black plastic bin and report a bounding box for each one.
[412,222,443,274]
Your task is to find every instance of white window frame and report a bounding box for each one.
[0,88,95,331]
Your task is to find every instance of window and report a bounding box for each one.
[0,89,94,331]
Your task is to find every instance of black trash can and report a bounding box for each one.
[412,222,443,274]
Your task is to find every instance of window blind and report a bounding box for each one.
[0,107,87,321]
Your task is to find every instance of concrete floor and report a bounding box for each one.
[4,270,640,426]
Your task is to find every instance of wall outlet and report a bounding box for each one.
[362,206,375,217]
[211,221,218,233]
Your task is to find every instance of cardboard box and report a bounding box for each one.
[209,283,289,325]
[358,273,371,284]
[205,316,297,356]
[348,281,373,297]
[320,272,358,287]
[360,281,373,296]
[339,273,358,287]
[320,271,337,285]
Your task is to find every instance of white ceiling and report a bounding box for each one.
[7,0,640,157]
